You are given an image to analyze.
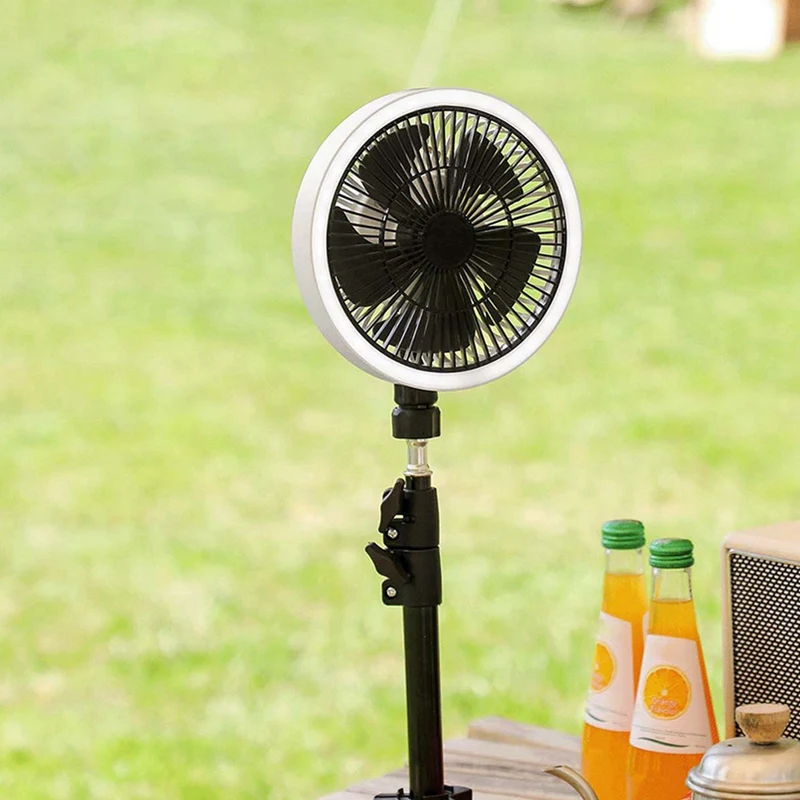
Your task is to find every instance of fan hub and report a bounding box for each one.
[422,211,475,271]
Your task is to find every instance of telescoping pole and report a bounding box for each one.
[402,467,445,798]
[367,387,471,800]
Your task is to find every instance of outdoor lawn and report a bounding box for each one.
[1,0,798,797]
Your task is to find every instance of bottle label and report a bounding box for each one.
[584,612,635,732]
[630,634,713,754]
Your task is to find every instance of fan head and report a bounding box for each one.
[292,89,581,391]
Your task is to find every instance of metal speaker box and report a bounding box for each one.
[723,521,800,739]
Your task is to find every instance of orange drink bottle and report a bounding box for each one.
[581,520,648,800]
[628,538,719,800]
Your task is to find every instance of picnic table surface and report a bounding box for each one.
[318,716,582,800]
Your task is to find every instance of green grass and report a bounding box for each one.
[1,0,799,797]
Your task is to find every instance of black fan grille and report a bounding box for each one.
[326,106,569,372]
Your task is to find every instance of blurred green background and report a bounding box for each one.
[1,0,799,797]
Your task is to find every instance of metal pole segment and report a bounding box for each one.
[402,468,445,798]
[403,605,445,798]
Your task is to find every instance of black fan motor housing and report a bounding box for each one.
[422,211,476,270]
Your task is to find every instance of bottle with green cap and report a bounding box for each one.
[581,520,648,800]
[628,538,719,800]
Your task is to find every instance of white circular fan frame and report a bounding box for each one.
[292,88,582,392]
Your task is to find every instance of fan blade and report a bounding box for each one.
[421,272,478,354]
[453,130,523,205]
[374,270,477,356]
[328,207,407,307]
[357,123,430,214]
[472,227,542,322]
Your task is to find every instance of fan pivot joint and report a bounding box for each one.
[392,385,441,440]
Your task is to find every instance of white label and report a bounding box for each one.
[630,634,713,754]
[584,612,635,732]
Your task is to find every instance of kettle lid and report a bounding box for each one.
[687,704,800,798]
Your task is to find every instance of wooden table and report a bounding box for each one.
[319,717,581,800]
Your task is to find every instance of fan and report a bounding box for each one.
[292,89,581,800]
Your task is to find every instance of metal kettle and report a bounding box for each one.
[687,703,800,800]
[545,704,800,800]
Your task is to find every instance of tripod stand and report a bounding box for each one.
[365,386,471,800]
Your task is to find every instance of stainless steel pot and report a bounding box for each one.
[546,705,800,800]
[687,704,800,800]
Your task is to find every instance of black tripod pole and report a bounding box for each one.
[403,465,444,798]
[404,605,444,797]
[367,386,470,800]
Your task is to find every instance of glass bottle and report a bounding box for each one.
[628,538,719,800]
[581,520,648,800]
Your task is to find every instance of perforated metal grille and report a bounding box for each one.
[730,551,800,740]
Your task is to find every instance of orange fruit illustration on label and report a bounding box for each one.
[590,642,616,693]
[643,665,691,720]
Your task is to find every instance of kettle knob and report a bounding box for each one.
[736,703,791,744]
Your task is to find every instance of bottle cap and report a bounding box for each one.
[601,519,645,550]
[650,538,694,569]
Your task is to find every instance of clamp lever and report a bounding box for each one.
[365,542,410,588]
[379,479,405,533]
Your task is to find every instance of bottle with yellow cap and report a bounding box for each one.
[581,520,648,800]
[627,538,719,800]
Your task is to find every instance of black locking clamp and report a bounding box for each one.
[365,476,442,608]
